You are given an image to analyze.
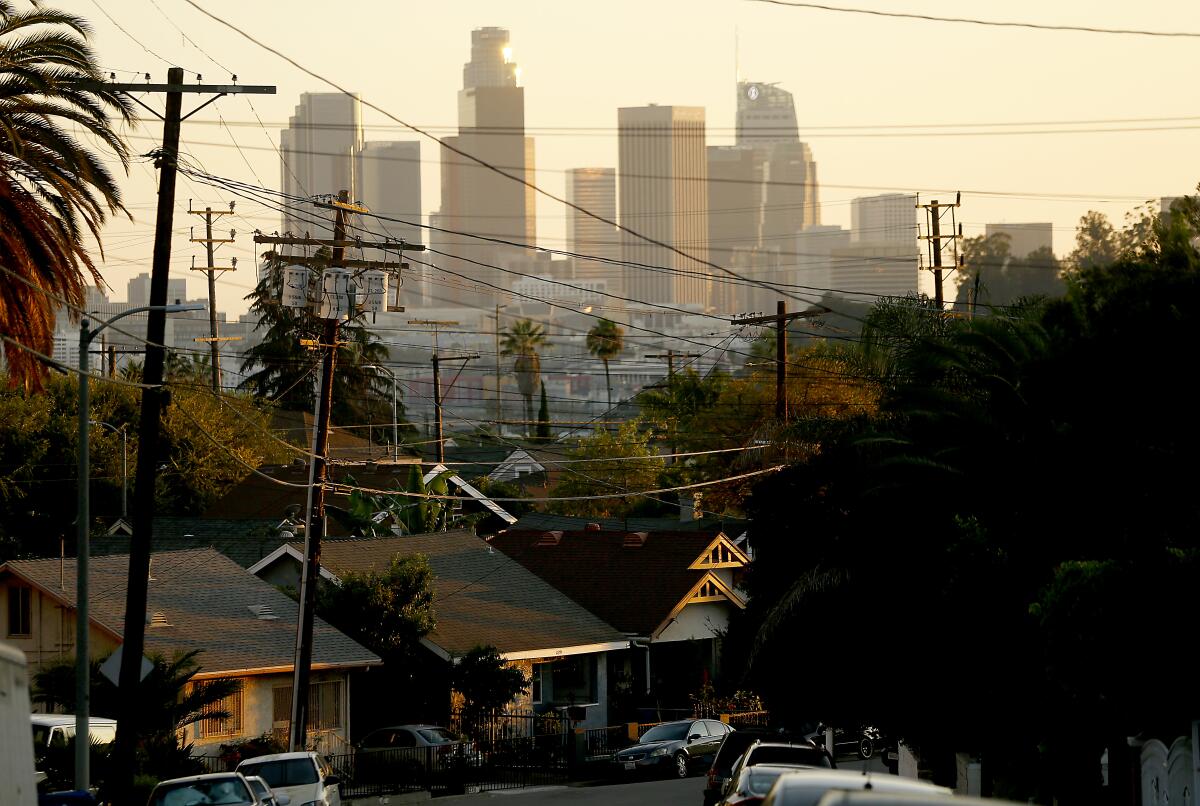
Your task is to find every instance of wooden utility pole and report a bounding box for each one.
[647,349,702,379]
[492,303,507,429]
[409,319,477,464]
[254,192,419,750]
[918,194,964,310]
[188,201,238,390]
[71,68,277,802]
[732,301,827,423]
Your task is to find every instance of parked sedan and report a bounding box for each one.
[354,724,479,783]
[719,764,802,806]
[147,772,262,806]
[705,728,834,806]
[614,718,733,779]
[760,770,952,806]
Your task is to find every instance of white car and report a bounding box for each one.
[147,772,262,806]
[30,714,118,754]
[761,769,952,806]
[244,774,291,806]
[236,751,341,806]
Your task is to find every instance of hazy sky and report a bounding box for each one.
[77,0,1200,315]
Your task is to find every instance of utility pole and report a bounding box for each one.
[647,349,702,379]
[491,304,508,430]
[188,201,239,390]
[918,193,964,310]
[70,68,276,803]
[256,191,420,751]
[408,319,477,464]
[732,302,827,423]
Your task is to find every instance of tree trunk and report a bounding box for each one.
[603,358,612,409]
[524,393,534,437]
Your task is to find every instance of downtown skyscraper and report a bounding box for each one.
[565,168,619,291]
[432,27,536,307]
[618,105,710,309]
[280,92,364,237]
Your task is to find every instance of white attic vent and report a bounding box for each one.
[248,604,278,621]
[148,611,171,628]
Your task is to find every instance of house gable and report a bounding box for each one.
[687,532,751,571]
[653,571,747,639]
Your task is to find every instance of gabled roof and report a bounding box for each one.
[487,529,748,637]
[509,512,745,534]
[249,531,627,660]
[0,548,379,678]
[90,516,284,568]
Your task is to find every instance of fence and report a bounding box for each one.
[451,709,572,749]
[724,710,772,728]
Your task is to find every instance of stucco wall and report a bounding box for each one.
[1,580,119,677]
[656,601,730,642]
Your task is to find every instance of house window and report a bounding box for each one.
[531,663,546,704]
[7,585,31,637]
[195,684,243,739]
[273,679,344,733]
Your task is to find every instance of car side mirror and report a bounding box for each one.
[275,795,291,806]
[324,774,340,787]
[689,733,702,741]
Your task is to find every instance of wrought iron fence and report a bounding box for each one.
[583,725,630,760]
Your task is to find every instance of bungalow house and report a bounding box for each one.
[248,530,629,729]
[487,527,752,718]
[0,548,379,755]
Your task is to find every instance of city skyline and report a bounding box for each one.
[79,1,1200,316]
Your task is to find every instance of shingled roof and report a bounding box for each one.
[90,516,284,568]
[258,531,627,659]
[487,529,745,637]
[0,549,379,678]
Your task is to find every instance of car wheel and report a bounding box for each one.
[858,737,875,760]
[674,753,690,779]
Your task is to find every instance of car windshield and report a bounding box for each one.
[238,759,318,787]
[246,779,269,798]
[418,728,453,744]
[748,746,828,767]
[150,778,253,806]
[641,723,689,743]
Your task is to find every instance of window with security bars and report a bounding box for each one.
[196,684,243,739]
[273,679,344,732]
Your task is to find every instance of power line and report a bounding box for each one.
[746,0,1200,38]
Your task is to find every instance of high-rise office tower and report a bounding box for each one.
[736,81,800,147]
[707,146,765,312]
[433,27,535,307]
[618,105,710,308]
[280,92,364,235]
[358,141,422,300]
[833,193,920,297]
[566,168,619,292]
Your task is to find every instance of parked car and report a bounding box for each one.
[705,729,834,806]
[815,791,1015,806]
[760,770,952,806]
[243,775,290,806]
[30,715,118,759]
[614,718,733,779]
[353,723,479,782]
[146,772,262,806]
[805,723,886,760]
[236,752,340,806]
[718,764,803,806]
[727,741,836,788]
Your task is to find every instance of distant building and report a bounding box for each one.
[793,224,850,298]
[851,193,917,247]
[280,92,363,236]
[358,140,422,301]
[432,27,535,308]
[707,145,765,313]
[618,105,710,308]
[127,272,187,307]
[736,81,799,147]
[565,167,620,294]
[985,222,1052,258]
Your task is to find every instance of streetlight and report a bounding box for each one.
[89,421,128,534]
[74,302,203,791]
[362,364,399,461]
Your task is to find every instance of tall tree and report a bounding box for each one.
[585,318,624,409]
[0,1,133,389]
[499,318,548,436]
[239,256,394,425]
[1069,211,1118,271]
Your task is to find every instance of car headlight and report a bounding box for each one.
[650,746,670,757]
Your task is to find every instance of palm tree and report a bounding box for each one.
[499,318,548,437]
[586,318,624,409]
[0,2,134,389]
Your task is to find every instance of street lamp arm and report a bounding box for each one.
[85,303,205,342]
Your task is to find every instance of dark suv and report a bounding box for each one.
[704,729,833,806]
